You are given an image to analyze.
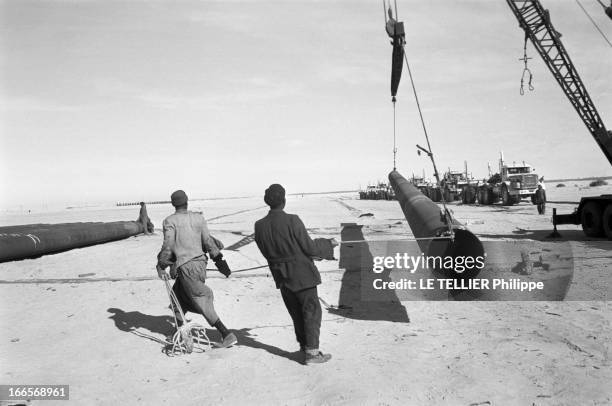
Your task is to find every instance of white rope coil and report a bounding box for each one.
[163,278,212,356]
[165,322,211,356]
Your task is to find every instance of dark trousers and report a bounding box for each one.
[172,259,219,326]
[537,203,546,214]
[280,286,322,350]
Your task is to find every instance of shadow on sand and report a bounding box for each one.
[331,223,409,323]
[107,308,302,362]
[232,328,303,364]
[107,307,175,336]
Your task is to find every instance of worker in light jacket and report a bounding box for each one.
[156,190,237,349]
[254,184,337,365]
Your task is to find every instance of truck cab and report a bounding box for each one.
[477,155,541,206]
[501,163,539,203]
[441,170,468,201]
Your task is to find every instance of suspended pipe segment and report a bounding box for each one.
[389,170,485,278]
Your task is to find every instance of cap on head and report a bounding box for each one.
[171,190,188,207]
[264,184,286,208]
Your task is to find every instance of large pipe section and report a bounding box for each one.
[0,221,145,263]
[389,170,484,278]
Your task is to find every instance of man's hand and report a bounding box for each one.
[330,238,339,248]
[156,264,169,280]
[169,264,178,279]
[212,253,231,278]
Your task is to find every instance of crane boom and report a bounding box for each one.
[505,0,612,166]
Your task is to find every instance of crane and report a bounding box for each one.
[505,0,612,239]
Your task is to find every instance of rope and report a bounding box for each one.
[162,277,211,355]
[576,0,612,48]
[230,264,269,273]
[164,278,183,328]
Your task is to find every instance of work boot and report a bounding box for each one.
[213,319,237,348]
[304,349,332,365]
[218,332,237,348]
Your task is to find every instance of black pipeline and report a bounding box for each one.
[388,170,485,278]
[0,221,145,263]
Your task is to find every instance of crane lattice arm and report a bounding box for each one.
[506,0,612,166]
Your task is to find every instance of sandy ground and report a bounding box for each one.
[1,180,611,405]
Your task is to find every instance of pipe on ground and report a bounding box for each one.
[0,221,145,263]
[389,170,484,278]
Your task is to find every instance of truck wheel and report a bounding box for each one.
[462,188,472,204]
[469,188,477,204]
[501,185,513,206]
[581,202,604,237]
[479,188,488,205]
[470,187,477,204]
[484,189,495,205]
[432,189,441,202]
[602,204,612,240]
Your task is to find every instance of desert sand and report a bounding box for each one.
[1,180,611,405]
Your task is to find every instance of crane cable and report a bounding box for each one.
[392,99,397,170]
[399,43,455,237]
[401,47,430,163]
[576,0,612,48]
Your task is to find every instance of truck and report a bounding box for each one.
[506,0,612,238]
[478,153,540,206]
[409,174,434,198]
[359,182,396,200]
[442,162,480,203]
[460,177,481,205]
[441,170,466,202]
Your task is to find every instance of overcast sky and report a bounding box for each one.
[1,0,611,208]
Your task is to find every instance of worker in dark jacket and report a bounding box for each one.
[156,190,237,348]
[254,184,337,365]
[535,184,547,215]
